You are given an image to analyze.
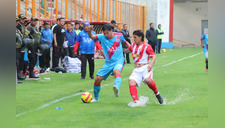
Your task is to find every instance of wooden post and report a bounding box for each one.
[65,0,68,19]
[75,0,76,19]
[44,0,47,17]
[83,0,85,21]
[32,0,35,16]
[97,0,100,21]
[90,0,92,22]
[115,0,117,21]
[102,0,105,21]
[18,0,20,15]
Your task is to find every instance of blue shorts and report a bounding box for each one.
[97,60,125,80]
[204,48,208,59]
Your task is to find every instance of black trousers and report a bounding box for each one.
[149,43,156,53]
[80,54,94,78]
[27,45,38,74]
[157,39,162,53]
[123,52,130,63]
[16,49,21,73]
[64,46,75,58]
[39,48,50,68]
[52,46,63,68]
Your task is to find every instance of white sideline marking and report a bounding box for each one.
[16,52,202,117]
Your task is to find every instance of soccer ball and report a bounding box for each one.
[81,92,92,103]
[162,49,166,53]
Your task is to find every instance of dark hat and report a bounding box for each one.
[18,14,26,19]
[75,22,80,25]
[16,16,19,21]
[31,16,38,21]
[83,22,90,27]
[111,20,116,24]
[43,21,49,25]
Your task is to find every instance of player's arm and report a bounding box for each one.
[147,46,156,72]
[87,26,98,40]
[201,35,205,48]
[123,41,131,49]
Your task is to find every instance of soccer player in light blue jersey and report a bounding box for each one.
[201,32,208,72]
[87,24,130,102]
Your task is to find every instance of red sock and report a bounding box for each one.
[129,85,138,101]
[147,81,159,95]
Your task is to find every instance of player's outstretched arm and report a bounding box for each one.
[123,41,131,48]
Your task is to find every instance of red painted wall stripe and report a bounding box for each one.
[169,0,174,42]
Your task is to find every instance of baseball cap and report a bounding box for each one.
[16,16,19,21]
[43,21,49,25]
[31,16,38,21]
[111,20,116,24]
[18,14,26,19]
[83,22,90,27]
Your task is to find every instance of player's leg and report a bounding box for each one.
[204,49,208,72]
[129,79,139,102]
[80,54,87,79]
[112,69,122,97]
[144,78,163,104]
[92,75,104,102]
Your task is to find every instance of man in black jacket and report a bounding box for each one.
[146,23,157,52]
[120,24,131,64]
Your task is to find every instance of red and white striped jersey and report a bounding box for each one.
[128,42,155,64]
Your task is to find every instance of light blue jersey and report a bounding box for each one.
[201,33,208,58]
[96,32,126,80]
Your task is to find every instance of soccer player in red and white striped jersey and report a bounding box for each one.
[127,30,163,107]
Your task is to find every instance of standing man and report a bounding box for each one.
[201,32,208,72]
[74,22,102,79]
[126,30,163,107]
[110,20,118,32]
[120,24,131,64]
[87,24,130,102]
[64,23,77,57]
[79,22,84,31]
[17,14,31,78]
[52,18,66,69]
[16,16,25,82]
[146,23,157,52]
[156,24,164,54]
[39,21,53,73]
[27,16,41,78]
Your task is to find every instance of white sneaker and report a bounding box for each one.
[128,96,149,107]
[46,68,50,72]
[91,99,99,103]
[113,85,119,97]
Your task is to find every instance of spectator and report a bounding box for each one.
[79,22,84,31]
[120,24,131,64]
[27,17,41,78]
[74,22,81,35]
[110,20,118,32]
[146,23,157,52]
[74,22,102,79]
[64,23,77,58]
[52,18,66,69]
[74,22,81,58]
[39,21,53,73]
[17,14,29,78]
[156,24,164,54]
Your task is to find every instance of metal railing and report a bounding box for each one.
[16,0,147,34]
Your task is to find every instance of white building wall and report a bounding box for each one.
[173,1,208,44]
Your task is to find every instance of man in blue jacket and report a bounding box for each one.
[39,21,53,73]
[74,22,102,79]
[64,23,77,57]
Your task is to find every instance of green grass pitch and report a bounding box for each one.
[16,48,208,128]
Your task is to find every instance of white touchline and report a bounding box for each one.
[16,52,203,117]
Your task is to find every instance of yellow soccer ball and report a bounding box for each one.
[162,49,166,53]
[81,92,92,103]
